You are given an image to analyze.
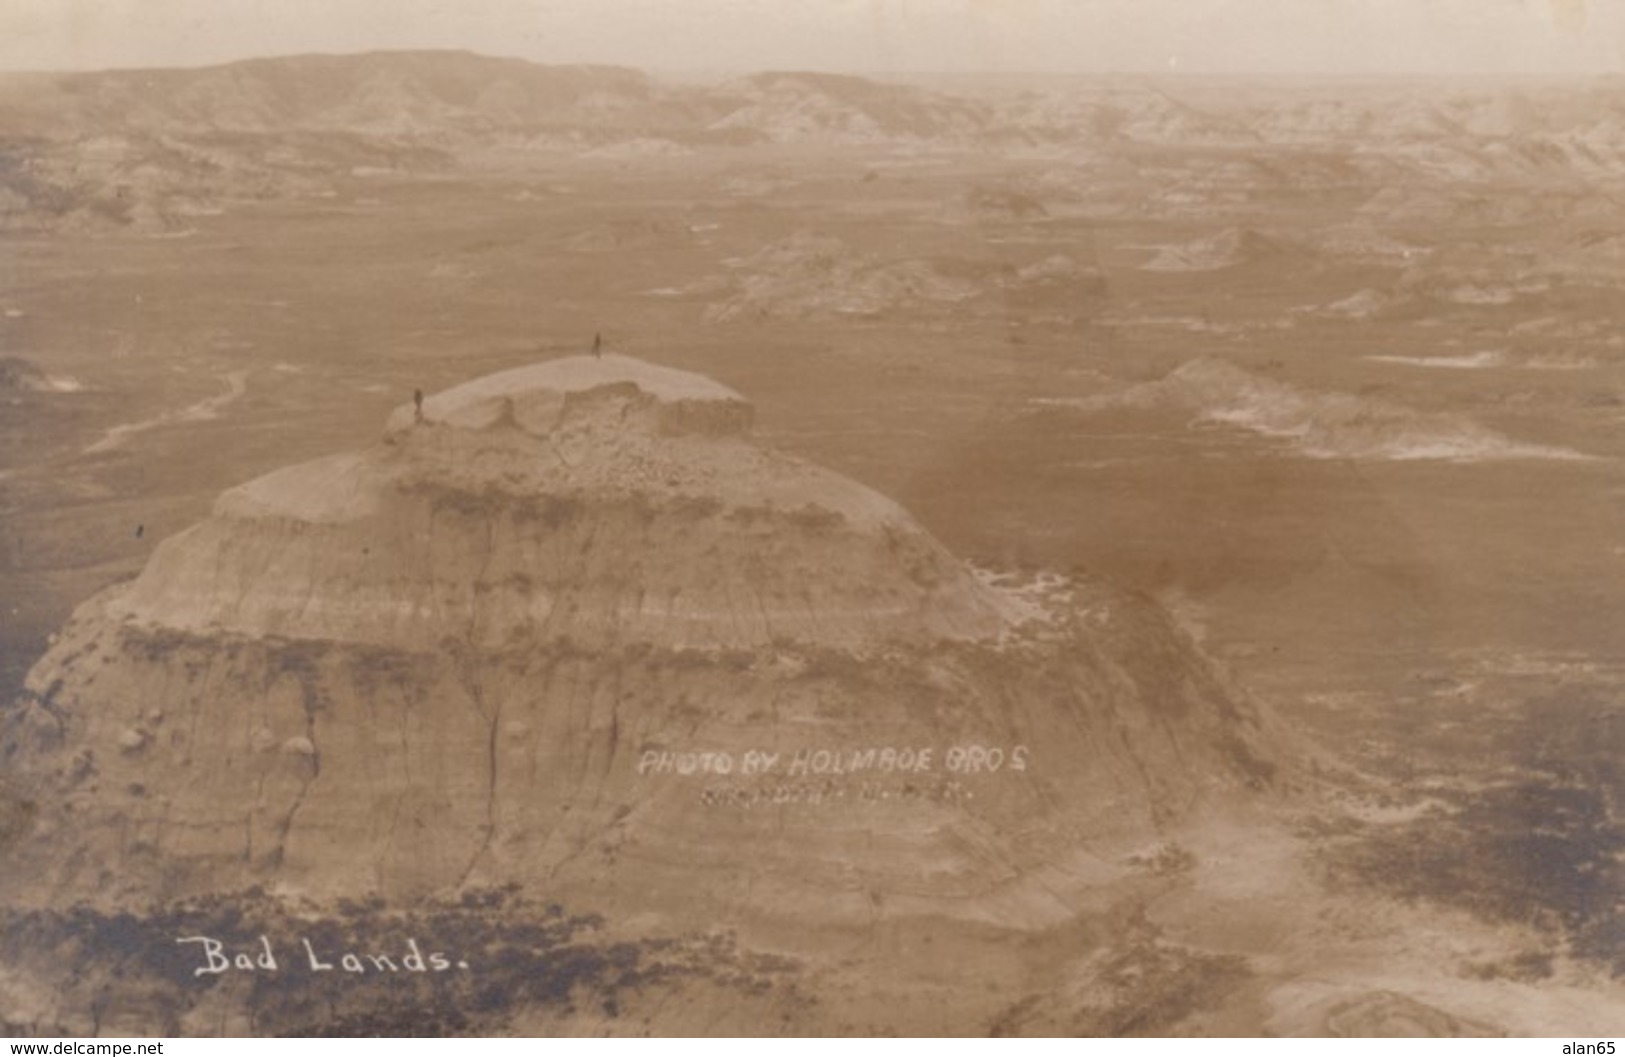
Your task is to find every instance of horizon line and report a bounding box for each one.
[1,46,1621,84]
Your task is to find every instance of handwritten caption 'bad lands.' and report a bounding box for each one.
[635,744,1031,779]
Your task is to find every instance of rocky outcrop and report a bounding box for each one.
[2,355,1276,922]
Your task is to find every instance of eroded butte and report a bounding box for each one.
[5,355,1275,930]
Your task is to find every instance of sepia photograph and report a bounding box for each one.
[0,0,1621,1038]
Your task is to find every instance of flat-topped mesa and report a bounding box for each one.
[380,354,756,443]
[107,355,1019,651]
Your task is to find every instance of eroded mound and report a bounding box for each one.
[2,355,1275,926]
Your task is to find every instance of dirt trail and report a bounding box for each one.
[83,369,249,455]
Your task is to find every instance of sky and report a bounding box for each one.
[0,0,1620,76]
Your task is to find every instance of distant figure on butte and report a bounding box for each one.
[592,332,602,359]
[413,388,424,424]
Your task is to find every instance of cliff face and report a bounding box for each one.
[2,355,1274,920]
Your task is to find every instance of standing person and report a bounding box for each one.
[592,332,602,359]
[413,388,424,423]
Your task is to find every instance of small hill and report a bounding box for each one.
[1077,358,1588,463]
[0,356,47,390]
[0,356,78,392]
[708,71,991,145]
[1141,227,1301,273]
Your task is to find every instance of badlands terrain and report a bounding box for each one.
[0,53,1621,1035]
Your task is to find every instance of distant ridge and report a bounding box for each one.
[6,50,1625,236]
